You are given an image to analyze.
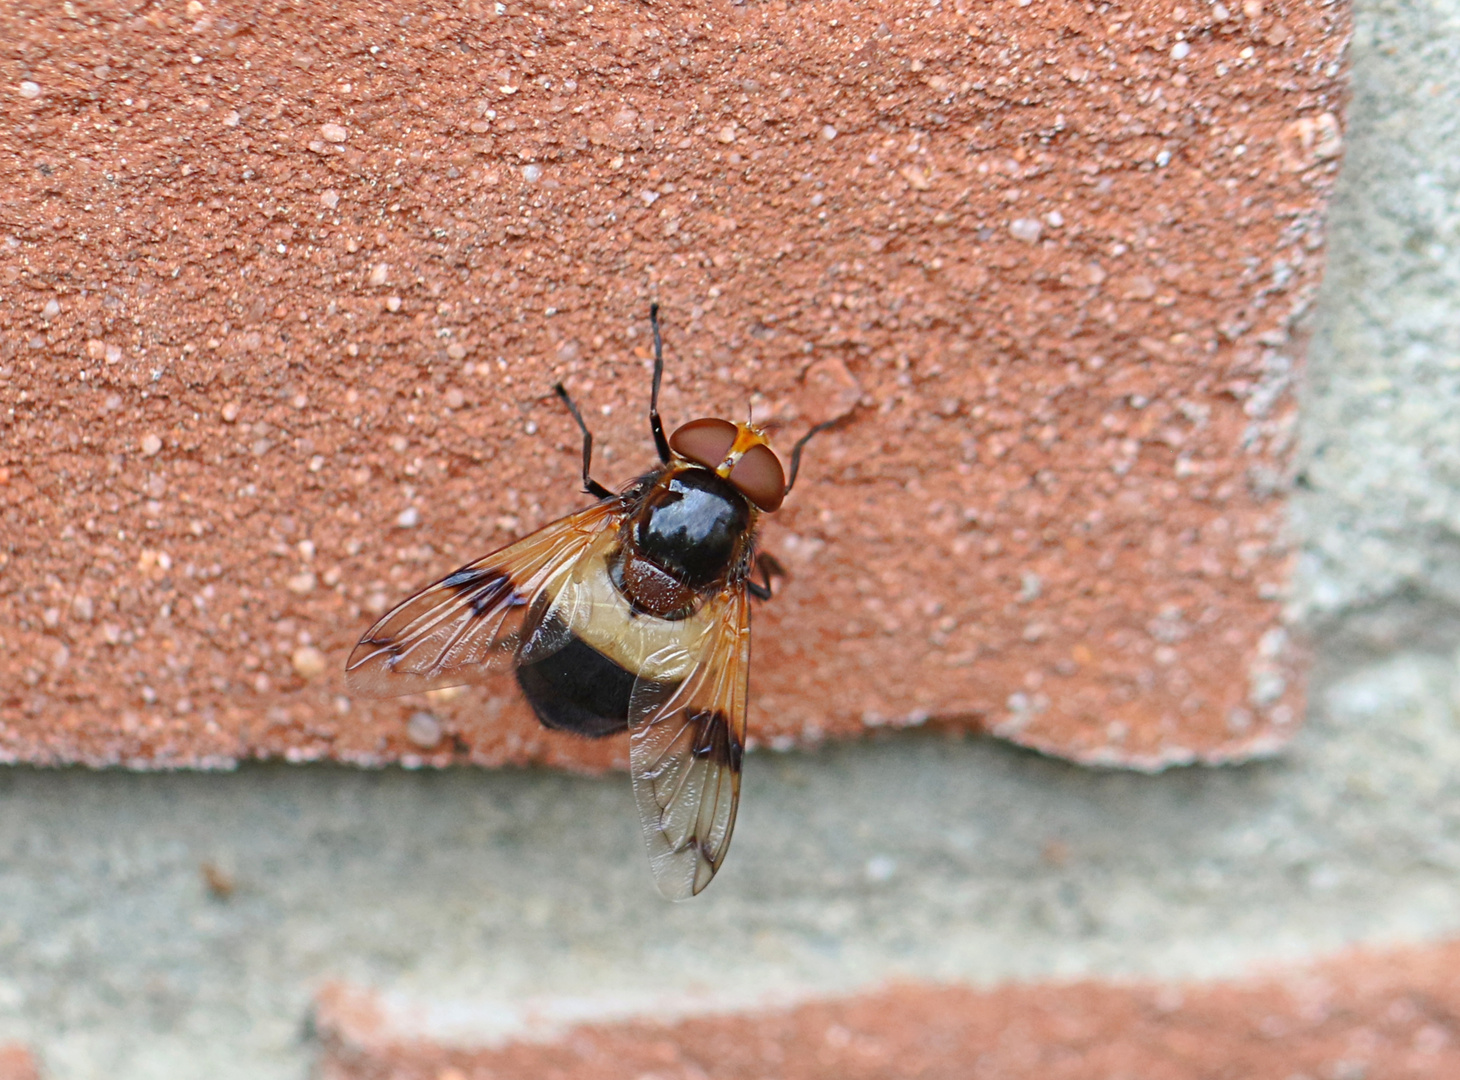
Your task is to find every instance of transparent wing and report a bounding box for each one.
[344,501,622,698]
[628,585,751,900]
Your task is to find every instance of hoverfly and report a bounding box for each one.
[345,306,836,899]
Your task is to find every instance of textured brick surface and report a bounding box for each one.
[316,940,1460,1080]
[0,0,1347,768]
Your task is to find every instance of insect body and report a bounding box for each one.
[345,306,833,899]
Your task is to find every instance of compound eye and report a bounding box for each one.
[669,418,737,469]
[729,442,786,511]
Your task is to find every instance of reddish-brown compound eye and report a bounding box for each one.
[729,442,786,512]
[669,418,738,470]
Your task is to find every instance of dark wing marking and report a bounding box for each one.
[627,585,750,900]
[344,501,622,698]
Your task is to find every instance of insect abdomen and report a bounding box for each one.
[515,624,639,737]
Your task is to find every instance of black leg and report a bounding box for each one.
[554,384,616,500]
[747,552,786,602]
[648,303,671,464]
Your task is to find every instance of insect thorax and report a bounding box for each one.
[615,466,753,619]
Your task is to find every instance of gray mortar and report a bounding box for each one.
[1292,0,1460,643]
[6,0,1460,1076]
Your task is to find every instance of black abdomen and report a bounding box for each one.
[515,624,638,738]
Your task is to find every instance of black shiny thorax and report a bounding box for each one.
[629,465,753,591]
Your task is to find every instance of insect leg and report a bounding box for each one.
[554,384,616,500]
[747,551,786,601]
[648,303,672,464]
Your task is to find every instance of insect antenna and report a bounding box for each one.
[554,383,615,500]
[648,303,671,464]
[784,417,845,498]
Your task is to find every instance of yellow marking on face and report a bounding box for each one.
[713,424,772,479]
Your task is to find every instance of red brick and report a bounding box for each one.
[0,1046,39,1080]
[317,940,1460,1080]
[0,0,1347,767]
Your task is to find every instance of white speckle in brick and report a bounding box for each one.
[1249,670,1286,708]
[1258,628,1289,658]
[1010,217,1043,243]
[406,711,443,749]
[1019,572,1043,601]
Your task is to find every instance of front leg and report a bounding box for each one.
[746,551,787,601]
